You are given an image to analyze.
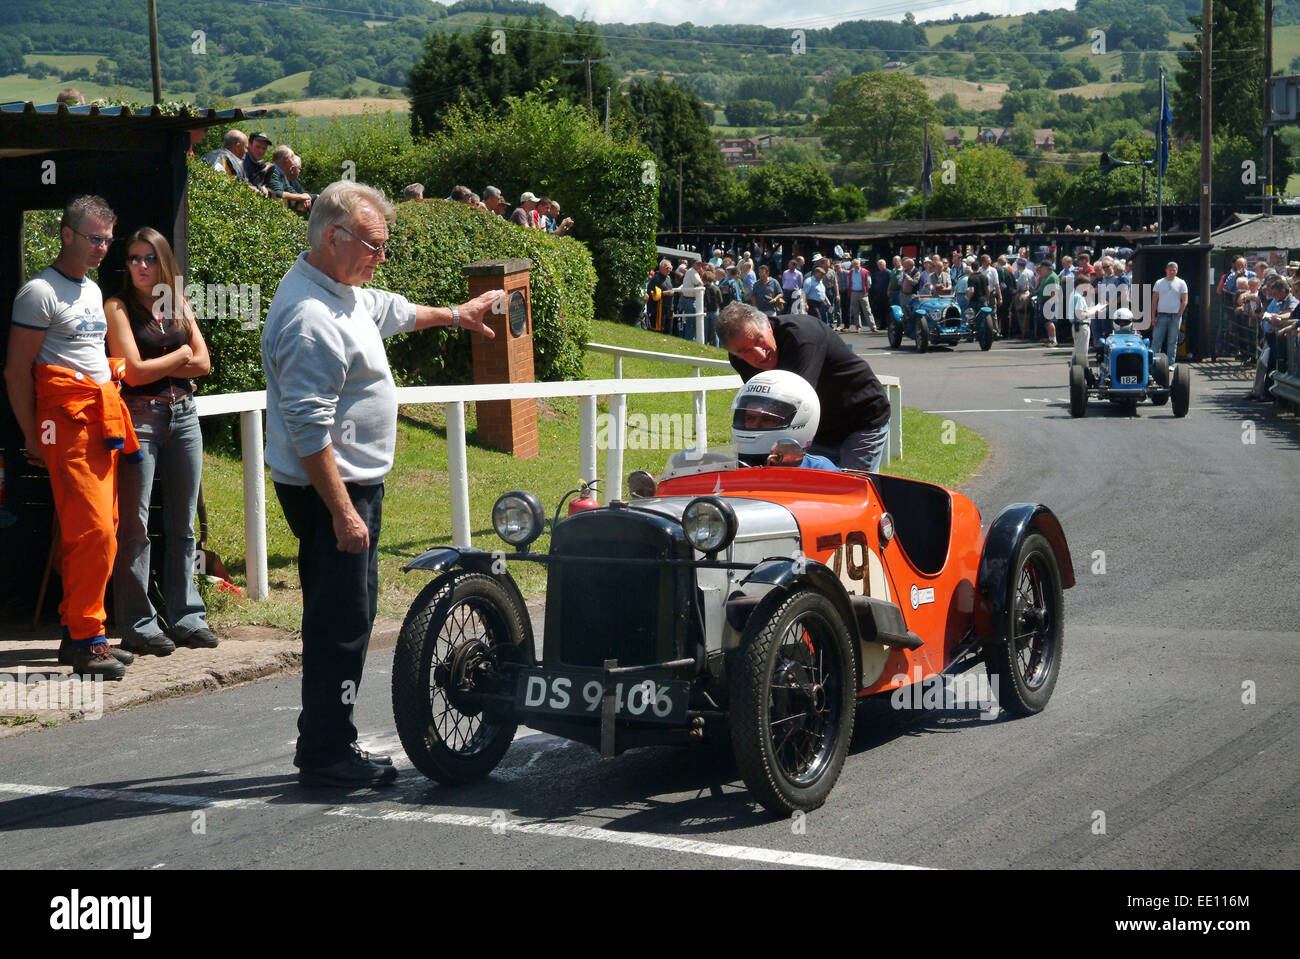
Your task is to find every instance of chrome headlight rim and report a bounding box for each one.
[492,490,545,548]
[682,496,738,555]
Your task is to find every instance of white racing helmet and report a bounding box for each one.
[1112,307,1135,328]
[730,369,820,466]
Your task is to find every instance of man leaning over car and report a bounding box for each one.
[716,302,892,471]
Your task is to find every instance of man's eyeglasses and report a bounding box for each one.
[128,254,159,267]
[73,229,113,248]
[337,226,389,257]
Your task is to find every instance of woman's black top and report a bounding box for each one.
[121,296,194,399]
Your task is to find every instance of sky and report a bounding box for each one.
[540,0,1072,30]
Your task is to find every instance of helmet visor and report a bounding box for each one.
[732,396,797,432]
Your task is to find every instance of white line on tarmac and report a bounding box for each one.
[325,806,930,870]
[0,780,929,870]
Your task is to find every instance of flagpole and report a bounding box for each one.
[1157,68,1165,243]
[921,119,928,252]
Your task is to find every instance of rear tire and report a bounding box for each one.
[1069,363,1088,418]
[985,533,1063,717]
[1152,354,1169,388]
[392,572,527,784]
[730,589,857,814]
[978,316,994,351]
[1171,365,1190,417]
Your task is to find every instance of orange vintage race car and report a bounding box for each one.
[392,451,1075,814]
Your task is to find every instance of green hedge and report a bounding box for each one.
[376,198,595,385]
[188,158,592,391]
[417,90,658,323]
[187,157,309,396]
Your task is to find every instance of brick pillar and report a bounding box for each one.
[465,258,538,458]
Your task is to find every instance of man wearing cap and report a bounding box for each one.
[243,131,272,195]
[1151,260,1188,370]
[510,192,539,227]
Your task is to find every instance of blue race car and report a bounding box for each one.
[1069,311,1190,418]
[888,293,994,352]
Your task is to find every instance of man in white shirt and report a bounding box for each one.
[263,181,500,788]
[1151,261,1189,369]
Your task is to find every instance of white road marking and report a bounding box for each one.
[0,779,929,870]
[325,806,930,870]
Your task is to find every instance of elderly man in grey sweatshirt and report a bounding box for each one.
[262,180,501,788]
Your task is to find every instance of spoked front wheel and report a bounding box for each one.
[392,572,528,784]
[985,533,1063,716]
[730,589,857,814]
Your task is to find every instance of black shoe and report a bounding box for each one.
[120,633,176,656]
[71,641,127,681]
[296,742,393,768]
[298,747,399,788]
[172,626,220,648]
[58,640,134,666]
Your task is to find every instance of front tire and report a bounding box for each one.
[985,533,1063,717]
[887,321,903,349]
[1171,365,1190,417]
[730,589,857,814]
[392,572,527,784]
[915,321,929,353]
[1069,363,1088,418]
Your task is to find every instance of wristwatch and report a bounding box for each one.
[450,305,460,329]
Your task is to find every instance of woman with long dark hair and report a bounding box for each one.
[104,227,219,654]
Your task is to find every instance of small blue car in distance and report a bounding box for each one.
[889,293,994,353]
[1070,324,1190,418]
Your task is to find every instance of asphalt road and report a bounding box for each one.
[2,337,1297,870]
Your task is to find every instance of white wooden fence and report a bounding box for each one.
[194,342,901,602]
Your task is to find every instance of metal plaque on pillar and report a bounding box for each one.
[464,258,538,458]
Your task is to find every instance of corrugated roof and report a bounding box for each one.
[0,102,266,157]
[1196,213,1300,251]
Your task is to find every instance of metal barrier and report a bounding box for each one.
[1270,334,1300,411]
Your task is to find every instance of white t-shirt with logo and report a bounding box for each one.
[1154,276,1188,314]
[11,266,111,384]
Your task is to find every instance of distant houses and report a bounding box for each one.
[714,134,824,168]
[940,126,1056,152]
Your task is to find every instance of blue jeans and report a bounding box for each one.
[705,310,719,347]
[1152,312,1181,367]
[113,395,209,642]
[809,421,890,472]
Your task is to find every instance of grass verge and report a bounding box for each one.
[199,319,988,632]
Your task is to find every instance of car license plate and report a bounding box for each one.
[1119,375,1139,384]
[515,668,689,725]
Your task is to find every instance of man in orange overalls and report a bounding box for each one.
[5,195,138,679]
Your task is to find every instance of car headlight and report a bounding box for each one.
[682,496,737,554]
[492,491,545,548]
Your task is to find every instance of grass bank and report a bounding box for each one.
[199,319,988,632]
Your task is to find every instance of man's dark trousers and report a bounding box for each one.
[275,481,384,767]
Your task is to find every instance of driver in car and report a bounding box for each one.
[730,370,839,471]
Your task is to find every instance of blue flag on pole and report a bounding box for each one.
[1155,77,1171,176]
[921,125,935,198]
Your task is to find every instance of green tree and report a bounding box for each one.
[1045,66,1085,89]
[816,72,941,206]
[625,73,736,228]
[1032,163,1076,213]
[725,99,776,126]
[889,145,1031,218]
[742,162,834,224]
[406,17,616,135]
[417,89,656,325]
[1172,0,1262,142]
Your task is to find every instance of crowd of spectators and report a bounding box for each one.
[645,241,1150,352]
[199,129,577,239]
